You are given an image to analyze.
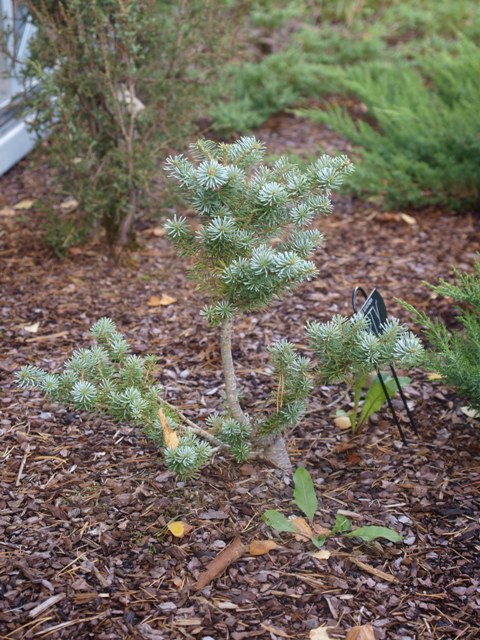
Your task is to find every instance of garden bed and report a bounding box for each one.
[1,115,479,639]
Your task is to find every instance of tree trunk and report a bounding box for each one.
[220,317,249,424]
[116,189,137,248]
[258,434,292,472]
[219,317,292,472]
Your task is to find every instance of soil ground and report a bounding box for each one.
[1,115,479,639]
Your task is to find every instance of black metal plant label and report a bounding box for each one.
[351,285,417,444]
[359,288,388,336]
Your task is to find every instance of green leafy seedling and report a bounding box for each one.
[263,510,299,534]
[358,373,411,427]
[293,466,318,521]
[336,372,411,433]
[346,526,403,543]
[331,513,352,535]
[263,467,403,549]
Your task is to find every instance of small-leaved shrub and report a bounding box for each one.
[17,0,237,250]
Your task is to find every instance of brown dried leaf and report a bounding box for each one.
[399,212,417,225]
[193,536,246,591]
[147,294,177,307]
[334,416,352,430]
[158,408,179,450]
[248,539,281,556]
[311,549,331,560]
[23,322,40,334]
[346,624,376,640]
[313,523,331,537]
[59,198,79,212]
[0,207,16,217]
[292,516,313,540]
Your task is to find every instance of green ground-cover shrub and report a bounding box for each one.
[300,39,480,210]
[213,0,480,211]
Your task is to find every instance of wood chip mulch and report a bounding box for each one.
[1,116,479,639]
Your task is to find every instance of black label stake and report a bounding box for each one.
[352,286,417,445]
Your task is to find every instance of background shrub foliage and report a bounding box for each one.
[214,0,480,212]
[404,259,480,415]
[20,0,239,250]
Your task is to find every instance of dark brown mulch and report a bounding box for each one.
[1,116,479,640]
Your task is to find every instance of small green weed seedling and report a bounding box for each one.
[335,371,411,434]
[263,467,403,549]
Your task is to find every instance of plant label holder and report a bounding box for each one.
[352,286,417,445]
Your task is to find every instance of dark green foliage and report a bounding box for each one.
[213,0,480,211]
[403,259,480,413]
[19,0,235,248]
[211,50,323,132]
[16,318,214,478]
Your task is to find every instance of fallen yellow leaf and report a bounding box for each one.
[158,408,179,449]
[248,540,281,556]
[461,406,480,419]
[23,322,40,334]
[399,213,417,225]
[60,198,79,212]
[346,624,376,640]
[292,516,313,540]
[147,294,177,307]
[334,416,352,430]
[14,198,35,210]
[311,549,331,560]
[309,626,333,640]
[167,521,192,538]
[426,372,443,381]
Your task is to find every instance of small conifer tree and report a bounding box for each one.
[164,136,354,469]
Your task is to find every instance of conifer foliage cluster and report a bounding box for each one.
[306,314,425,386]
[404,259,480,414]
[16,318,214,478]
[164,136,354,323]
